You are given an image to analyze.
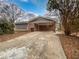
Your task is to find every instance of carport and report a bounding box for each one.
[34,23,54,31]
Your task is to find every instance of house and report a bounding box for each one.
[15,16,56,32]
[27,17,56,32]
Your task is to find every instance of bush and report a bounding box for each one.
[0,28,4,35]
[0,19,15,35]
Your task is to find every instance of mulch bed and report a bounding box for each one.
[0,32,28,42]
[58,34,79,59]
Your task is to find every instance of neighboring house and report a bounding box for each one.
[15,16,56,32]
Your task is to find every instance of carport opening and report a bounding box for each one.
[38,25,49,31]
[35,24,54,31]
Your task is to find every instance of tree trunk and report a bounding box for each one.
[64,29,71,36]
[62,15,71,36]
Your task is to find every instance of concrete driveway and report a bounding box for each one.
[0,31,67,59]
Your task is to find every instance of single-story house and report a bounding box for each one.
[15,16,56,32]
[27,17,56,32]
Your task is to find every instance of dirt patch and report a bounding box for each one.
[58,34,79,59]
[0,32,28,42]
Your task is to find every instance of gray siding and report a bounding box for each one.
[15,24,27,29]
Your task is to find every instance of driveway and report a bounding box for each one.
[0,31,67,59]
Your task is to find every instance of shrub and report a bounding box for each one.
[0,19,15,35]
[0,28,4,35]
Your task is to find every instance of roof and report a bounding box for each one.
[15,16,57,24]
[15,21,28,25]
[28,16,56,23]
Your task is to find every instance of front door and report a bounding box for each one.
[31,28,34,32]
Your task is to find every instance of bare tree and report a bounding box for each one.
[0,0,23,33]
[0,0,22,23]
[47,0,79,35]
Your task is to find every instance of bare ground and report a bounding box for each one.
[0,32,28,42]
[0,31,66,59]
[58,34,79,59]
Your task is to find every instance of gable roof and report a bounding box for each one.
[28,16,56,23]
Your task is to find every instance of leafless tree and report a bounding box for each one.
[47,0,79,35]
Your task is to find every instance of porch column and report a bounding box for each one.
[37,24,39,31]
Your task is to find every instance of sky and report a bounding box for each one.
[9,0,48,16]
